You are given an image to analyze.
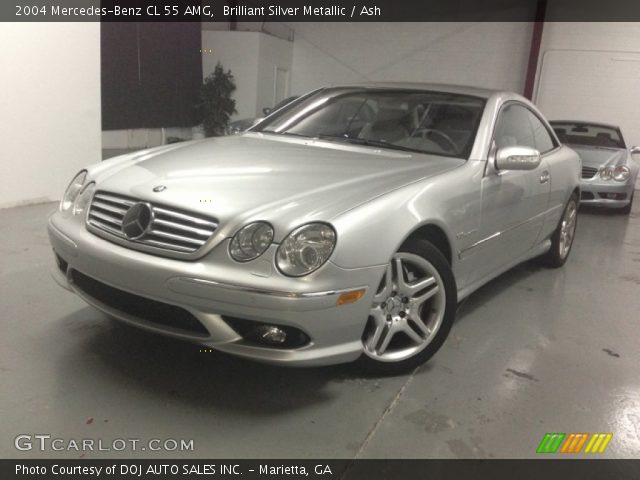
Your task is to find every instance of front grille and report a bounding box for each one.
[87,191,218,255]
[581,166,598,179]
[70,270,209,336]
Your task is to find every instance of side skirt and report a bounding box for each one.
[456,238,552,302]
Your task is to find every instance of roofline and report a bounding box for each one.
[325,82,502,99]
[549,120,621,130]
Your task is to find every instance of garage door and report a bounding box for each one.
[535,49,640,148]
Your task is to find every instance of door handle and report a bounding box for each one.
[540,170,550,184]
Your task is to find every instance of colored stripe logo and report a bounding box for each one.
[536,433,612,454]
[537,433,565,453]
[584,433,613,453]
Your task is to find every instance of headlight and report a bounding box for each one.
[276,223,336,277]
[599,167,613,181]
[72,182,95,216]
[229,222,274,262]
[613,165,630,182]
[60,171,87,212]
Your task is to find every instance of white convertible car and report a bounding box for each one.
[551,120,639,214]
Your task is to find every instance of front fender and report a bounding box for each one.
[329,162,480,274]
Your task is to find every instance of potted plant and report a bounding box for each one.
[196,62,237,137]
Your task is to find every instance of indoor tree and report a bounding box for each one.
[197,62,237,136]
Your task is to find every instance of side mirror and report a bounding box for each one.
[495,146,541,171]
[262,107,272,116]
[630,146,640,154]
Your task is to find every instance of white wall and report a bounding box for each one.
[102,127,195,150]
[256,33,294,113]
[537,22,640,54]
[0,23,101,208]
[202,30,261,119]
[286,22,533,96]
[535,23,640,148]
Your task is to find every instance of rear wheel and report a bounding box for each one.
[539,193,578,268]
[359,239,457,374]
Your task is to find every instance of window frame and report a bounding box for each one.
[491,101,559,156]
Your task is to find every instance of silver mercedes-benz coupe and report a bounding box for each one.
[48,83,581,372]
[550,121,639,214]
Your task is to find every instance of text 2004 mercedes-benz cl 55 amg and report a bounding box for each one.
[48,83,581,373]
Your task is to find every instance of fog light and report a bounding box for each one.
[255,325,287,345]
[600,192,625,200]
[336,288,366,306]
[223,316,311,348]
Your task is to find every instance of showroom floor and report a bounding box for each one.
[1,198,639,459]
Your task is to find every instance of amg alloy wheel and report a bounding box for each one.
[539,194,578,268]
[360,239,456,373]
[558,198,577,260]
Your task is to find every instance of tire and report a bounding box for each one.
[358,238,457,374]
[539,193,578,268]
[621,192,634,215]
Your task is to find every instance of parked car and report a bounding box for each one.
[226,96,299,135]
[49,83,580,373]
[550,121,639,214]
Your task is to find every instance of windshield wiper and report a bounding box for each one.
[316,134,423,154]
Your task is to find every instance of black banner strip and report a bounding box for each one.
[2,459,640,480]
[4,0,640,22]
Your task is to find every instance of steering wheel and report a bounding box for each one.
[413,129,457,152]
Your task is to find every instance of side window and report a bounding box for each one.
[494,104,536,149]
[527,111,556,153]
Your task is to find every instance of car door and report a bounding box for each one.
[467,102,553,281]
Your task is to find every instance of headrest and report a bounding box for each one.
[374,107,407,123]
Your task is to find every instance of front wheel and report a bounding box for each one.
[539,193,578,268]
[359,239,457,374]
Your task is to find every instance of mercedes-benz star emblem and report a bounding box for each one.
[121,202,153,240]
[153,185,167,192]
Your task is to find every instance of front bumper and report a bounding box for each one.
[48,213,385,366]
[579,177,635,208]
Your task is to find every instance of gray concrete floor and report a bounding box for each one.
[1,199,639,459]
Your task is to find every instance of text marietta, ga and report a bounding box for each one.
[16,464,334,476]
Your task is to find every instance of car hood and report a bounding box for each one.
[569,145,626,169]
[91,134,464,239]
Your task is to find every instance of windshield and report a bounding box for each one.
[551,122,626,149]
[253,88,486,158]
[272,96,299,111]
